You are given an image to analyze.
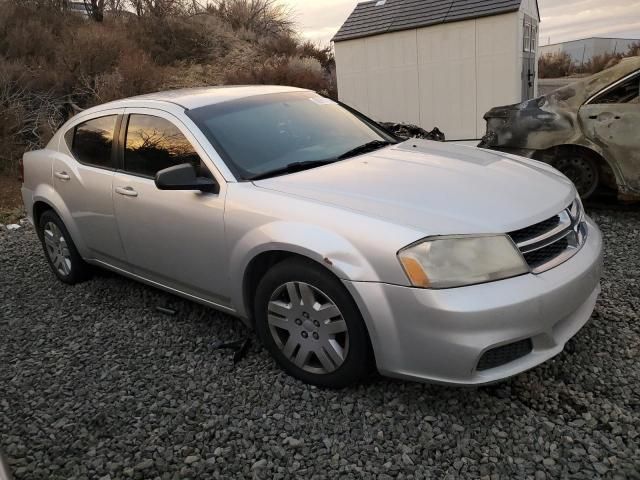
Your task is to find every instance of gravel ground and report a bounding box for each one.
[1,206,639,480]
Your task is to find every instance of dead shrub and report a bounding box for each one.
[575,52,623,75]
[225,56,335,97]
[0,3,75,62]
[76,50,168,105]
[130,15,235,65]
[56,24,127,82]
[627,42,640,57]
[538,52,574,79]
[260,34,299,58]
[0,59,67,173]
[211,0,293,37]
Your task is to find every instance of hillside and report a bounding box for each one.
[0,0,336,183]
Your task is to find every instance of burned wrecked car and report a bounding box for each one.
[480,57,640,200]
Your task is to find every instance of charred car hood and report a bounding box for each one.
[254,140,575,235]
[481,56,640,150]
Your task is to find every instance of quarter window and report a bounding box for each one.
[592,74,640,104]
[124,114,203,177]
[71,116,117,169]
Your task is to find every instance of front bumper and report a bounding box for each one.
[344,217,603,385]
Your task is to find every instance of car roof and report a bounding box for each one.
[85,85,311,112]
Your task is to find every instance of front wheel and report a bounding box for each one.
[552,154,600,199]
[255,258,373,388]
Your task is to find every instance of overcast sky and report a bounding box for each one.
[283,0,640,46]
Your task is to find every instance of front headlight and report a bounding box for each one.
[398,235,529,289]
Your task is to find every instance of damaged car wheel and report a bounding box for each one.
[552,154,600,199]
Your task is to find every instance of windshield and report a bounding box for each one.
[187,92,394,180]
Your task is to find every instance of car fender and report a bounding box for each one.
[571,134,631,192]
[228,220,380,318]
[32,183,89,258]
[531,137,627,189]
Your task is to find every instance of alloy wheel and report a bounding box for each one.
[267,281,349,374]
[43,221,72,276]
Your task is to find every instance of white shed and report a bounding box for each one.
[333,0,541,141]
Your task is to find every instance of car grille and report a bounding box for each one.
[477,339,533,371]
[508,198,587,274]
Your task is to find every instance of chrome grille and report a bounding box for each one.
[509,198,587,274]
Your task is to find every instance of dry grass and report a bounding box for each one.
[0,175,24,224]
[539,43,640,79]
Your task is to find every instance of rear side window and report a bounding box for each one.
[592,73,640,104]
[71,116,117,169]
[124,114,202,177]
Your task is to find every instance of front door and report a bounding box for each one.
[112,109,231,307]
[522,17,538,101]
[579,72,640,192]
[53,110,127,264]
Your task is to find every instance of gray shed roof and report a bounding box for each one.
[333,0,524,42]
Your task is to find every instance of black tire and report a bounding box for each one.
[37,210,91,284]
[552,153,600,200]
[255,258,373,388]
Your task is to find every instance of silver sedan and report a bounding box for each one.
[21,86,603,387]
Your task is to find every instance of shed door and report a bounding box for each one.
[522,17,538,101]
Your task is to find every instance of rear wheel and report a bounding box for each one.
[255,258,373,388]
[552,153,600,199]
[38,210,90,284]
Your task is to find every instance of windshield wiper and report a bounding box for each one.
[248,160,337,181]
[337,140,393,160]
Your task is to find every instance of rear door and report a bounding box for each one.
[112,109,230,306]
[579,71,640,192]
[54,110,127,264]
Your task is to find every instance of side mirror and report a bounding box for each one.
[155,163,219,194]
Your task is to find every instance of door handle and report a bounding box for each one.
[589,113,620,121]
[115,186,138,197]
[54,171,70,181]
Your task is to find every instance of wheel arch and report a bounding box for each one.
[32,200,55,228]
[532,143,619,191]
[229,221,383,320]
[31,185,89,257]
[242,250,341,326]
[242,249,379,377]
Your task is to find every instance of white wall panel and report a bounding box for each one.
[476,13,519,137]
[335,12,523,141]
[365,30,420,125]
[417,20,477,139]
[335,39,370,114]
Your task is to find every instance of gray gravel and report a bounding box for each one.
[1,205,639,480]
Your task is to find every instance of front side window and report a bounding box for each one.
[124,115,203,177]
[187,92,393,180]
[592,74,640,104]
[71,115,117,169]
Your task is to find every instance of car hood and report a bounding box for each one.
[254,140,575,235]
[481,57,640,150]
